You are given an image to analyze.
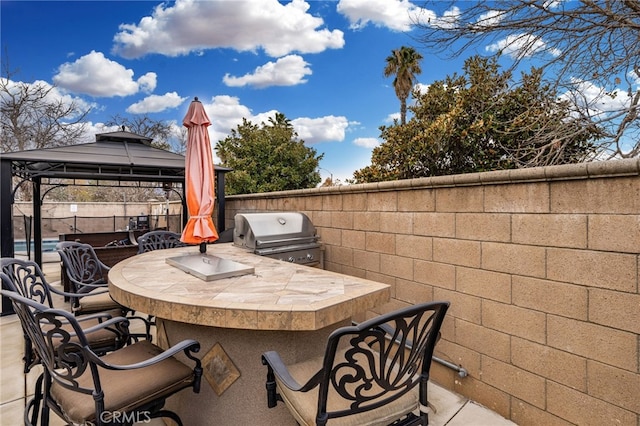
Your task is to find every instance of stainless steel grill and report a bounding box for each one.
[233,212,322,267]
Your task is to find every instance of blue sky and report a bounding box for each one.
[3,1,631,183]
[2,0,474,183]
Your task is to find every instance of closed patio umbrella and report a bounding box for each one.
[181,97,219,252]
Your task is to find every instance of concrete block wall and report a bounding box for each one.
[225,159,640,426]
[13,201,183,237]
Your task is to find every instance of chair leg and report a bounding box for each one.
[24,373,44,426]
[419,377,429,425]
[388,413,423,426]
[125,311,154,343]
[24,373,45,426]
[264,364,281,408]
[152,410,183,426]
[39,372,53,426]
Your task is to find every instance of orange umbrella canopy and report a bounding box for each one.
[180,98,219,250]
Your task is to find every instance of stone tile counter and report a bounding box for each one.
[108,243,390,331]
[108,243,391,425]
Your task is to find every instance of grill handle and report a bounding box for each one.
[255,236,318,246]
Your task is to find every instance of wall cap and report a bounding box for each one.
[227,158,640,200]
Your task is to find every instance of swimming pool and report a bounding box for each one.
[14,239,59,253]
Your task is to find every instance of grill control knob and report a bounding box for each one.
[287,256,295,262]
[306,253,314,260]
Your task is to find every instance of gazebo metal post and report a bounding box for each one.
[1,159,15,315]
[216,171,226,232]
[0,160,14,258]
[182,190,188,229]
[33,177,42,267]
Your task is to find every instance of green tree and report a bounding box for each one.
[384,46,423,125]
[216,113,323,195]
[354,56,598,183]
[415,0,640,158]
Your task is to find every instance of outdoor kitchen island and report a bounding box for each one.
[108,243,391,425]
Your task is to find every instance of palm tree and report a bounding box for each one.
[268,112,293,129]
[384,46,423,125]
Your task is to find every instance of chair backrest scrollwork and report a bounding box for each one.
[137,231,186,254]
[319,301,449,421]
[56,241,110,292]
[1,258,54,307]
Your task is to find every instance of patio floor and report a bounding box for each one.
[0,255,516,425]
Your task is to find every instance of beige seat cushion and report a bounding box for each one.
[27,311,124,368]
[51,310,126,350]
[275,349,418,426]
[76,288,123,313]
[50,340,195,424]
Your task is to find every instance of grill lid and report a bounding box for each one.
[233,212,318,250]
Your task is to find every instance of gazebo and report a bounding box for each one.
[0,130,231,315]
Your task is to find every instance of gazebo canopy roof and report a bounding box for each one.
[2,130,231,183]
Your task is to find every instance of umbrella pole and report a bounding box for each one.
[200,242,207,254]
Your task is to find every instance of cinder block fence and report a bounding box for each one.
[225,159,640,426]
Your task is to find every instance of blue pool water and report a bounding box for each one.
[14,239,58,253]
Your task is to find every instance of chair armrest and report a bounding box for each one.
[98,261,111,272]
[65,276,109,290]
[78,316,130,335]
[47,284,110,299]
[90,339,201,371]
[43,313,121,333]
[37,312,130,342]
[60,316,130,343]
[261,351,320,393]
[73,311,115,323]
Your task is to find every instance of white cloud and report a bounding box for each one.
[178,97,350,151]
[414,82,429,95]
[200,95,255,143]
[137,73,157,94]
[485,33,561,59]
[353,137,380,148]
[291,115,349,144]
[112,0,344,59]
[222,55,312,88]
[385,112,401,123]
[474,10,505,28]
[629,69,640,87]
[126,92,188,114]
[542,0,562,9]
[337,0,429,31]
[561,78,633,117]
[411,5,460,30]
[83,122,121,140]
[53,51,157,97]
[345,120,363,133]
[1,78,94,121]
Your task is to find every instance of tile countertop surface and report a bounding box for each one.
[108,243,390,331]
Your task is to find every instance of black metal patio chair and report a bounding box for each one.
[0,269,130,426]
[262,301,450,426]
[1,287,203,426]
[135,230,186,331]
[136,230,186,254]
[0,259,129,374]
[56,241,153,340]
[56,241,120,315]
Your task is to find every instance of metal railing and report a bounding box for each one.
[13,214,183,240]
